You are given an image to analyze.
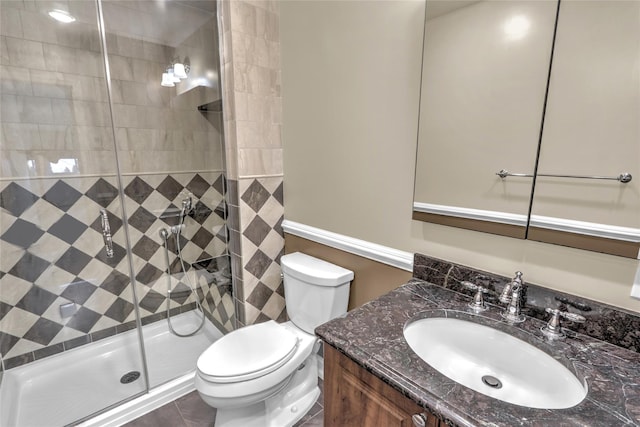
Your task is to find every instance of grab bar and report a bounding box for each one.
[496,169,632,183]
[100,209,114,258]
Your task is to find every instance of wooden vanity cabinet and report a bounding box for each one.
[324,344,442,427]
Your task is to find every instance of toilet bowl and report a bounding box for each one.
[195,252,353,427]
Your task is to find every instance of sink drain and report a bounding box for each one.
[481,375,502,389]
[120,371,141,384]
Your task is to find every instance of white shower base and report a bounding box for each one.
[0,310,222,427]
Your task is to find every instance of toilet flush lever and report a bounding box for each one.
[100,209,114,258]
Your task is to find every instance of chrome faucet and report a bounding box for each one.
[499,271,522,304]
[541,307,585,340]
[461,281,489,312]
[500,271,525,323]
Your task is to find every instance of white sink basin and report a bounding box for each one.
[403,315,587,409]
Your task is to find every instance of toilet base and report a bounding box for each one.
[214,355,320,427]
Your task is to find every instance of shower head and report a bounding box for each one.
[159,228,169,241]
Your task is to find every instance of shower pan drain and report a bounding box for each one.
[120,371,141,384]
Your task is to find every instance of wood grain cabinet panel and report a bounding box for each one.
[323,344,441,427]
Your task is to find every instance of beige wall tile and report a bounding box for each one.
[2,123,42,150]
[0,4,23,39]
[5,36,45,69]
[0,65,33,95]
[238,147,282,177]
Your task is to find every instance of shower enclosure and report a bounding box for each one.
[0,0,233,425]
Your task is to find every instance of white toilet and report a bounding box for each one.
[195,252,354,427]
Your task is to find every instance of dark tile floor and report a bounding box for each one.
[124,380,324,427]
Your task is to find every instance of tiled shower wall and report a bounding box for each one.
[219,0,286,326]
[0,0,232,369]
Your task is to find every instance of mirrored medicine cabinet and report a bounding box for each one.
[413,0,640,258]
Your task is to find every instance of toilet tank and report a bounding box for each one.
[281,252,354,334]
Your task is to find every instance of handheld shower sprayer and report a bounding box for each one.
[159,195,205,338]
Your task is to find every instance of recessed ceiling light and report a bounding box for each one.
[48,10,76,23]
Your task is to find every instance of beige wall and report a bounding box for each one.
[280,0,640,313]
[285,234,412,310]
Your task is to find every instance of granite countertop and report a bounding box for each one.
[315,279,640,426]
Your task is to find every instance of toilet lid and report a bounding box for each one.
[197,320,299,383]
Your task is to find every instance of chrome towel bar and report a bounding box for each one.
[496,169,632,183]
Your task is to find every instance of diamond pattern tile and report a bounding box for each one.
[1,219,44,248]
[23,317,63,346]
[272,182,284,205]
[245,249,272,280]
[42,181,82,212]
[246,281,272,311]
[238,178,284,324]
[0,172,229,368]
[94,241,127,268]
[139,289,165,313]
[0,182,39,217]
[104,298,134,323]
[124,176,154,205]
[89,209,123,235]
[192,201,213,224]
[84,178,119,208]
[48,214,88,245]
[212,174,226,196]
[241,180,270,213]
[66,307,101,333]
[243,216,271,247]
[0,301,12,321]
[55,247,92,276]
[128,206,157,233]
[15,286,58,316]
[136,263,163,286]
[160,204,181,226]
[132,235,161,261]
[169,283,192,304]
[156,176,184,201]
[0,332,21,356]
[100,270,130,296]
[186,174,210,199]
[60,279,97,305]
[191,227,214,249]
[8,252,50,283]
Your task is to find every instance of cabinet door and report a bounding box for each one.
[324,344,440,427]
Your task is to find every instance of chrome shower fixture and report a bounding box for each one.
[180,197,193,218]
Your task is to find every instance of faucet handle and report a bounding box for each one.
[541,308,585,339]
[461,281,489,312]
[560,311,586,323]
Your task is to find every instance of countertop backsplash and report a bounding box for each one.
[413,253,640,353]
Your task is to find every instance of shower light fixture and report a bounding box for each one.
[48,9,76,23]
[173,63,188,79]
[161,71,175,87]
[160,60,190,87]
[168,68,181,83]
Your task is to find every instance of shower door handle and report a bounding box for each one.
[100,209,114,258]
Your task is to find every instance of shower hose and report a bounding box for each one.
[160,200,205,337]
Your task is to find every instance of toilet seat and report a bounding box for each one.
[197,321,299,384]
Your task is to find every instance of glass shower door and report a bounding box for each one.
[0,1,147,425]
[100,0,232,389]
